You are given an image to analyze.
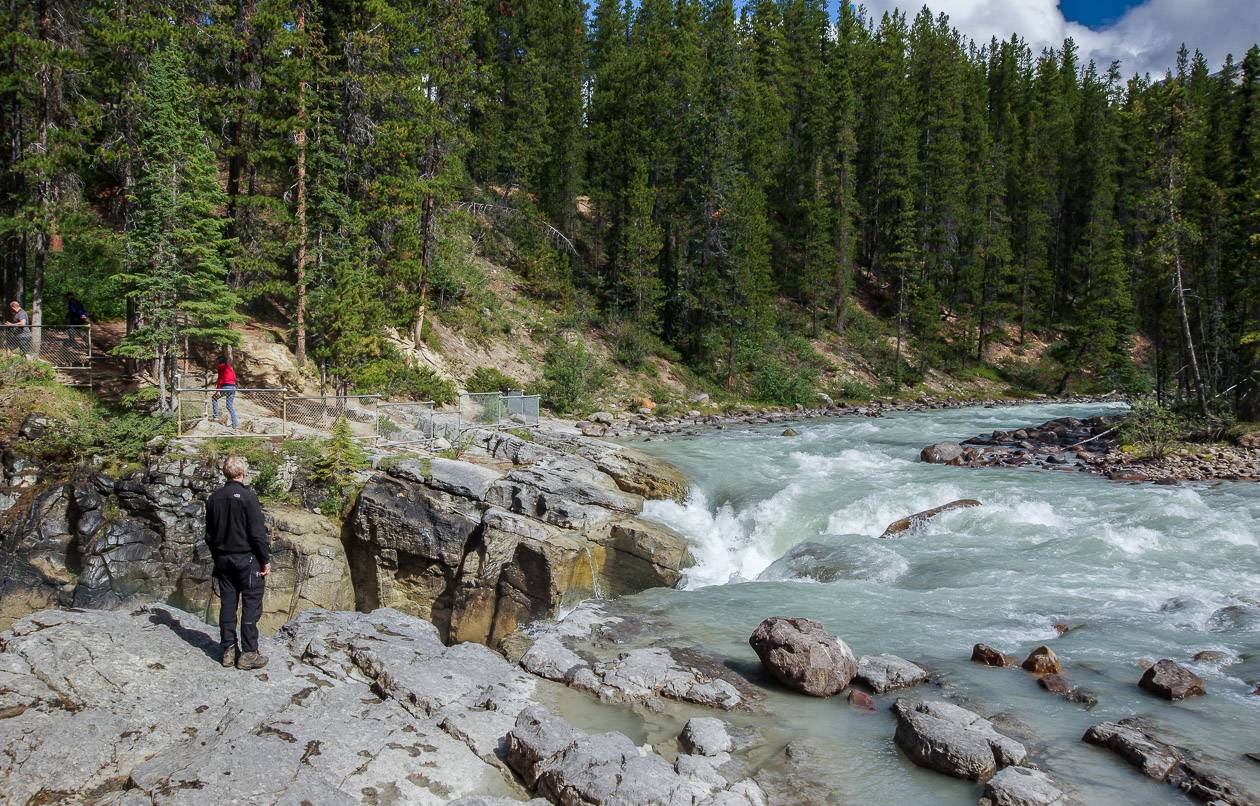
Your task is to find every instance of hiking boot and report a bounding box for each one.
[221,646,237,668]
[237,651,268,671]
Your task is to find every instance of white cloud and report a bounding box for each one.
[860,0,1260,77]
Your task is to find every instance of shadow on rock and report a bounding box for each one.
[147,607,219,661]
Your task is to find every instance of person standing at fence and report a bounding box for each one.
[213,355,239,429]
[204,455,271,670]
[5,300,31,356]
[65,293,90,357]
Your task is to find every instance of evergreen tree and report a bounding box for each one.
[113,46,240,408]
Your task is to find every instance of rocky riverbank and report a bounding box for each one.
[921,414,1260,483]
[0,421,693,637]
[574,394,1122,439]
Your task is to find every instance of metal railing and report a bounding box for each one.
[377,401,436,448]
[503,391,540,425]
[175,387,288,437]
[284,395,380,441]
[1,325,91,369]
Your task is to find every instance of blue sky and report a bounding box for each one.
[1058,0,1142,28]
[848,0,1260,76]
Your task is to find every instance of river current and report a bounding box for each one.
[625,402,1260,804]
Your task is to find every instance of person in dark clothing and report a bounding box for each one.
[204,455,271,670]
[65,293,89,325]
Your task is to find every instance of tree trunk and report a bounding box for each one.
[413,131,441,351]
[293,2,308,366]
[29,0,52,359]
[1166,166,1208,416]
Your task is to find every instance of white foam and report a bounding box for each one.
[642,490,784,588]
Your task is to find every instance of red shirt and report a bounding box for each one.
[216,363,237,388]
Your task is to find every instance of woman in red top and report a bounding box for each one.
[213,355,238,428]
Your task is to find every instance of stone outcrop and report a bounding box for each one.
[0,460,353,632]
[1083,719,1254,805]
[0,604,771,805]
[748,616,857,697]
[879,499,980,537]
[345,449,691,647]
[1138,659,1205,700]
[891,699,1028,780]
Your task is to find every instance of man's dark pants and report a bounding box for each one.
[214,553,264,653]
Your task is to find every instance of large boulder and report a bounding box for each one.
[748,616,857,696]
[892,699,1028,780]
[920,442,965,464]
[1138,659,1205,700]
[1021,645,1062,675]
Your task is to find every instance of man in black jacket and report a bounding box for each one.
[205,455,271,670]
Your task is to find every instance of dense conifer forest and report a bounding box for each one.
[2,1,1259,415]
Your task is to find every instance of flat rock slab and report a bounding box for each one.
[855,654,930,693]
[892,699,1028,780]
[1082,718,1254,804]
[748,616,856,697]
[880,499,980,537]
[0,606,530,804]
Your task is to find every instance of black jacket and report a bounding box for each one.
[205,480,270,564]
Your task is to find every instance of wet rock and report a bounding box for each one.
[748,616,856,697]
[1083,719,1255,804]
[972,644,1014,667]
[920,442,965,464]
[880,499,981,537]
[680,717,733,757]
[1037,674,1098,708]
[891,699,1028,780]
[1021,646,1062,675]
[757,540,907,585]
[781,428,799,437]
[979,766,1071,806]
[855,653,929,693]
[847,690,877,711]
[587,647,747,710]
[1139,659,1205,700]
[1192,650,1227,663]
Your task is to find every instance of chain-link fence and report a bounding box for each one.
[175,387,288,437]
[503,392,540,425]
[284,395,380,441]
[377,401,436,449]
[459,392,506,428]
[1,325,91,369]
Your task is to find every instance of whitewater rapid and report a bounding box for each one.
[630,402,1260,804]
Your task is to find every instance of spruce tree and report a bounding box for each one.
[113,46,240,408]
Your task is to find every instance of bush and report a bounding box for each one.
[605,315,655,369]
[749,356,817,406]
[466,366,523,394]
[352,358,456,404]
[0,354,55,386]
[829,378,876,402]
[1121,397,1186,460]
[542,339,606,415]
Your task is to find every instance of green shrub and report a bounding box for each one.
[352,358,456,404]
[542,339,606,415]
[0,354,55,386]
[749,356,817,406]
[1121,397,1186,460]
[466,366,523,394]
[310,418,370,517]
[605,315,655,369]
[829,378,876,402]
